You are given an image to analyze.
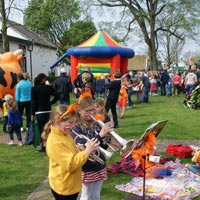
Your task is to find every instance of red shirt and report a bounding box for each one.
[173,75,181,84]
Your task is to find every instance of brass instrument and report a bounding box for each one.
[91,115,134,153]
[71,129,113,165]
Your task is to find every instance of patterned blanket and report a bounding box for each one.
[107,155,176,177]
[115,161,200,199]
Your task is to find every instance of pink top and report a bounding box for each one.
[173,75,181,84]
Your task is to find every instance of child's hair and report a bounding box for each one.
[95,98,106,115]
[4,94,13,109]
[77,97,96,131]
[4,94,13,102]
[7,100,18,112]
[82,72,91,82]
[42,105,77,144]
[78,97,94,110]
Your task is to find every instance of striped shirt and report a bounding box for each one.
[81,167,107,184]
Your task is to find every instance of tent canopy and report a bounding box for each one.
[50,30,135,69]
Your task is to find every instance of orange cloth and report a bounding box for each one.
[132,131,156,169]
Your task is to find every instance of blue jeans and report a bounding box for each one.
[128,90,136,106]
[8,125,22,141]
[3,116,8,132]
[186,84,195,95]
[143,90,149,103]
[160,82,167,96]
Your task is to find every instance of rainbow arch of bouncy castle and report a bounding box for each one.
[50,30,135,82]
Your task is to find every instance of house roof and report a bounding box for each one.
[128,55,149,70]
[0,18,56,49]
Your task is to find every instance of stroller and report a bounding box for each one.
[183,84,200,110]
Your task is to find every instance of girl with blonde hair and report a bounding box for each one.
[71,93,114,200]
[2,94,13,132]
[44,104,99,200]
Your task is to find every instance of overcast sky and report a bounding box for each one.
[7,0,199,58]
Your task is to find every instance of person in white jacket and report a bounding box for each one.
[185,70,197,96]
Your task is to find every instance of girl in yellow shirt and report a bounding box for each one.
[43,104,99,200]
[2,94,13,133]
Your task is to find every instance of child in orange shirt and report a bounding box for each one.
[94,98,110,123]
[118,80,128,118]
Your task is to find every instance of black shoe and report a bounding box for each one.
[36,149,46,153]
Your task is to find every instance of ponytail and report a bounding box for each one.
[41,121,52,147]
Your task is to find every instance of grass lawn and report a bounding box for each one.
[0,93,199,199]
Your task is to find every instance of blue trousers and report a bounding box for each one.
[8,125,22,141]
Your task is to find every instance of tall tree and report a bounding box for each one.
[0,0,9,52]
[24,0,79,44]
[0,0,25,53]
[91,0,200,70]
[24,0,97,58]
[59,20,97,56]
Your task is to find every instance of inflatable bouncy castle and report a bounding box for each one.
[0,49,23,99]
[50,30,135,82]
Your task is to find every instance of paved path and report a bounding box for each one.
[0,132,199,200]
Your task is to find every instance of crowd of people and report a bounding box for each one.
[0,65,200,199]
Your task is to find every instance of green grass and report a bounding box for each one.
[116,94,200,140]
[0,144,48,200]
[0,93,199,199]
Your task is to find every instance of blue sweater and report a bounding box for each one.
[8,109,22,127]
[15,80,32,102]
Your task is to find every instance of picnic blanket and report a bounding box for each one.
[115,160,200,200]
[107,155,175,177]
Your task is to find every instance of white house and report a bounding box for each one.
[0,19,57,80]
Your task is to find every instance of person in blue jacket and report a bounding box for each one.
[15,73,32,132]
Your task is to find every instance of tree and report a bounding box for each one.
[0,0,10,52]
[24,0,97,58]
[59,20,96,56]
[91,0,200,70]
[24,0,80,44]
[0,0,25,53]
[157,3,185,68]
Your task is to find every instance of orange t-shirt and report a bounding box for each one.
[119,82,128,98]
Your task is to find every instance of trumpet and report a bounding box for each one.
[91,115,134,153]
[71,129,113,165]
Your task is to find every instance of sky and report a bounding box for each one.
[7,0,199,59]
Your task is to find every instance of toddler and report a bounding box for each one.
[7,100,23,146]
[2,94,13,133]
